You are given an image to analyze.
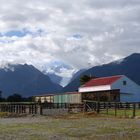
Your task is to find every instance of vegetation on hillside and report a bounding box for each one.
[80,75,96,86]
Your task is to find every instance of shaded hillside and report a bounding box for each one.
[70,69,86,82]
[62,53,140,92]
[47,73,62,85]
[0,64,62,97]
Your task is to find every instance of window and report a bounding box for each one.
[123,81,127,85]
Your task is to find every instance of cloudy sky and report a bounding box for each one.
[0,0,140,73]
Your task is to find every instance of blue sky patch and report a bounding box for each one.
[3,30,29,37]
[0,29,44,37]
[72,34,83,39]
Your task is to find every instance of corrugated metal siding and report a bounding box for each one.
[53,93,81,103]
[54,95,59,103]
[65,94,70,103]
[53,95,56,103]
[54,94,65,103]
[69,93,81,103]
[61,94,69,103]
[54,95,63,103]
[58,95,61,103]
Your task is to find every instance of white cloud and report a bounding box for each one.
[0,0,139,75]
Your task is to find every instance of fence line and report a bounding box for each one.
[83,100,140,117]
[1,101,140,117]
[0,103,41,115]
[0,102,84,115]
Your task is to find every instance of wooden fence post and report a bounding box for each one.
[40,104,43,115]
[83,101,86,112]
[97,102,100,114]
[138,103,140,109]
[91,102,94,111]
[29,105,31,114]
[94,102,96,111]
[133,103,136,118]
[35,104,37,114]
[106,102,109,115]
[115,103,117,116]
[82,101,85,113]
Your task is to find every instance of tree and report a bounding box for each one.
[80,75,96,86]
[25,96,33,102]
[6,94,33,102]
[0,91,6,102]
[0,97,6,102]
[0,90,2,98]
[7,93,23,102]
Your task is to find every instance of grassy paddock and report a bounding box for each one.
[100,109,140,117]
[0,114,140,140]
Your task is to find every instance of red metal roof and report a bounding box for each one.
[82,75,123,87]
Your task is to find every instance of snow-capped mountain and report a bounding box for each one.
[42,61,77,86]
[0,63,62,97]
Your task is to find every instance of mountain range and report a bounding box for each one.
[0,64,62,97]
[0,53,140,97]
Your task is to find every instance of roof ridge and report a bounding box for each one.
[92,75,124,80]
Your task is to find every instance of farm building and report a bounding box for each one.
[53,92,81,103]
[79,75,140,102]
[34,92,81,104]
[34,75,140,103]
[34,94,54,103]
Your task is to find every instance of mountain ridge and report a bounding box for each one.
[1,53,140,97]
[0,64,62,97]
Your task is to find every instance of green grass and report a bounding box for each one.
[0,115,140,140]
[0,112,9,117]
[100,109,140,118]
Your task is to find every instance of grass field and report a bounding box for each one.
[0,113,140,140]
[100,109,140,117]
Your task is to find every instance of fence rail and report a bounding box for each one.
[0,102,84,115]
[0,102,40,115]
[1,101,140,117]
[83,100,140,117]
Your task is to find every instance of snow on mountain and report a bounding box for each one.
[42,61,77,86]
